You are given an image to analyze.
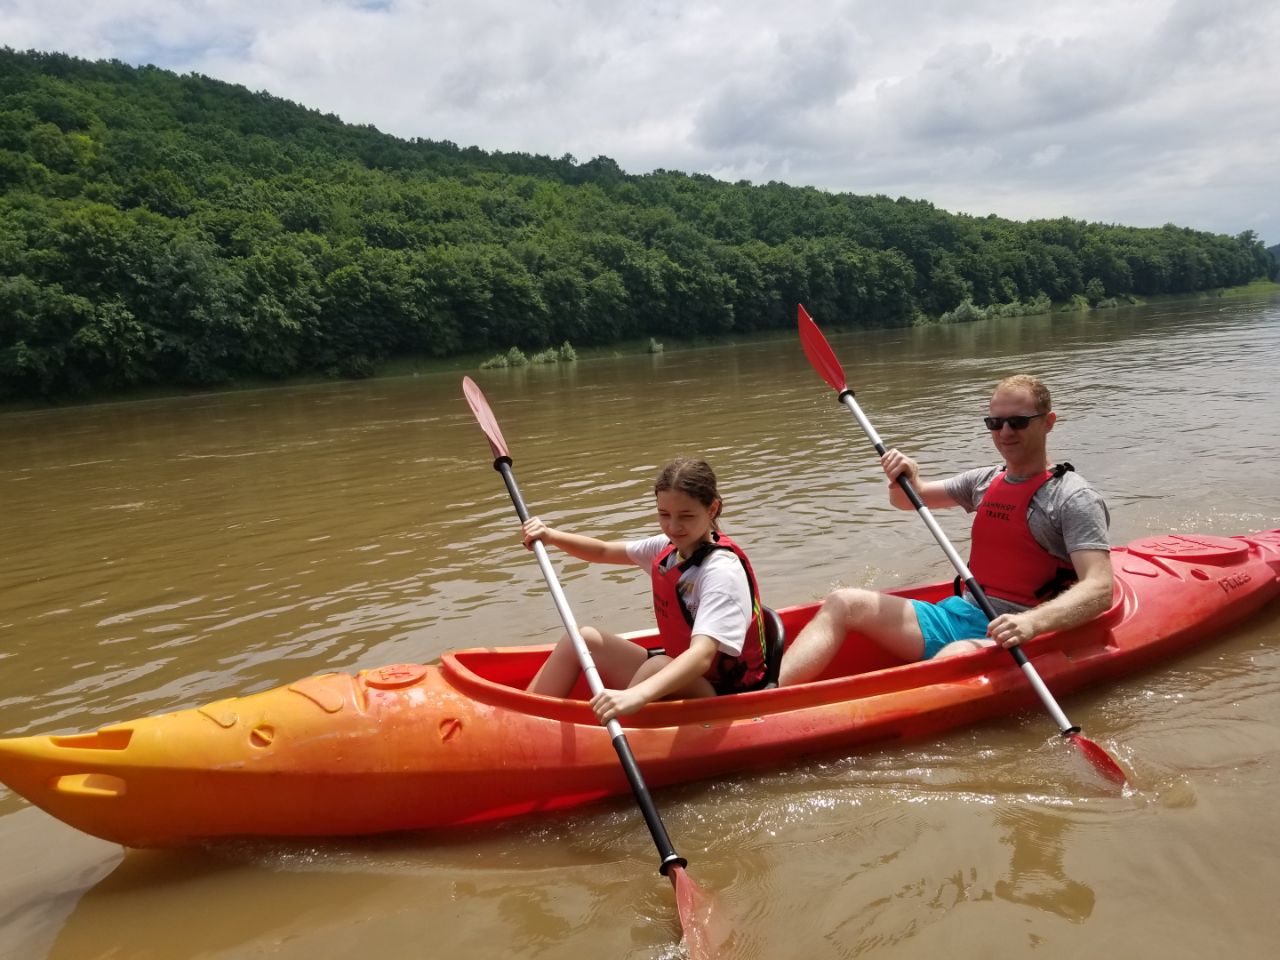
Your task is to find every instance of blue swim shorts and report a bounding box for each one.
[909,595,990,659]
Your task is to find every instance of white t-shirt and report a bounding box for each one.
[625,535,751,657]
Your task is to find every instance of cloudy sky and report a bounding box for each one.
[4,0,1278,244]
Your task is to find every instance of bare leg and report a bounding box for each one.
[628,655,717,700]
[933,637,996,659]
[526,626,649,697]
[779,588,926,686]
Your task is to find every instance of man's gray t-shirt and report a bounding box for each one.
[942,465,1111,615]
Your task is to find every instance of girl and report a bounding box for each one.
[522,458,769,723]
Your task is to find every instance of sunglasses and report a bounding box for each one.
[984,413,1045,431]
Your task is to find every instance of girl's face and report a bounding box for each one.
[655,488,718,556]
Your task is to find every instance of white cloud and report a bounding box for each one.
[1030,145,1066,168]
[3,0,1278,243]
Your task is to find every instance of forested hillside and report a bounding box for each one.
[1,48,1273,400]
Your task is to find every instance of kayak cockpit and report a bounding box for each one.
[434,581,1010,725]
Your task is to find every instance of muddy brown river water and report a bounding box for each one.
[2,294,1278,959]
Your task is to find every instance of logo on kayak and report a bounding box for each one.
[1218,572,1252,594]
[365,663,428,689]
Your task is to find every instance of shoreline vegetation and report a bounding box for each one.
[5,280,1275,412]
[2,48,1277,406]
[408,277,1280,375]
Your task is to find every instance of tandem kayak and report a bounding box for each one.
[1,529,1277,847]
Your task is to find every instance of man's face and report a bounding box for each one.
[987,386,1054,463]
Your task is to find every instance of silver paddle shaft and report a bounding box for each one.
[529,539,625,739]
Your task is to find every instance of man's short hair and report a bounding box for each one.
[994,374,1051,413]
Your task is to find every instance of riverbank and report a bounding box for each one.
[4,280,1277,412]
[300,278,1280,378]
[1135,278,1280,303]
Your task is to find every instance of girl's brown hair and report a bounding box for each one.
[653,458,722,529]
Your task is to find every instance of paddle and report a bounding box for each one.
[795,306,1129,787]
[461,376,721,957]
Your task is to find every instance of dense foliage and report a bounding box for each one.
[1,48,1273,400]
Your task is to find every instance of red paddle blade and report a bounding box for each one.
[1069,733,1129,787]
[670,865,730,960]
[461,376,511,464]
[797,304,848,394]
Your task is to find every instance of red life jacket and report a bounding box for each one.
[650,531,768,694]
[968,466,1077,608]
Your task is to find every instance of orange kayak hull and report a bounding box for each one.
[1,530,1277,847]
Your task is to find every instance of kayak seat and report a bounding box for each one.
[761,605,786,690]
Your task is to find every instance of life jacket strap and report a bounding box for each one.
[670,536,760,626]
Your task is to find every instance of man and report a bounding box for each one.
[779,374,1113,685]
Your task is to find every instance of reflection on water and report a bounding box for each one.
[993,805,1094,922]
[2,293,1279,958]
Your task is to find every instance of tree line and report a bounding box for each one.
[1,48,1274,400]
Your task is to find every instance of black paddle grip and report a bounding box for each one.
[873,438,929,512]
[894,473,927,511]
[613,734,687,874]
[497,463,532,523]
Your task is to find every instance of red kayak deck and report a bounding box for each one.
[1,530,1277,847]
